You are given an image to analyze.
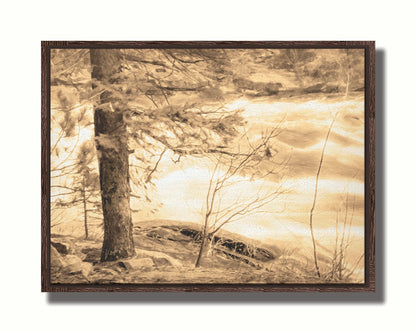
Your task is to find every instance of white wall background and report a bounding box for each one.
[0,1,413,332]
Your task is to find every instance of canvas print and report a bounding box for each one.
[49,47,366,285]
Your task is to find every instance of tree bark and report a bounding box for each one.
[345,49,351,98]
[194,233,206,268]
[195,219,208,267]
[309,116,337,278]
[82,184,88,240]
[90,49,135,261]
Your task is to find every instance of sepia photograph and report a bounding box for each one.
[42,41,375,291]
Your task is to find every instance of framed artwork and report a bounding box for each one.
[41,41,375,292]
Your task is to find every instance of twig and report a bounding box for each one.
[309,115,337,278]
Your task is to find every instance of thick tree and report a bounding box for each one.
[90,50,135,261]
[54,49,295,262]
[88,49,247,261]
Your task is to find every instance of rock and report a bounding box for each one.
[167,232,192,242]
[65,255,83,266]
[50,245,65,269]
[147,227,194,242]
[62,255,93,277]
[65,262,93,278]
[322,84,340,93]
[51,241,70,255]
[146,227,175,239]
[152,257,172,266]
[179,228,200,240]
[119,258,154,270]
[93,267,120,276]
[136,248,182,267]
[303,83,324,94]
[79,262,93,277]
[264,82,282,95]
[81,247,101,263]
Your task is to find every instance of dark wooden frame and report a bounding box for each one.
[42,41,375,292]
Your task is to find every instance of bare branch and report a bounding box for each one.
[194,124,288,267]
[309,114,337,278]
[145,148,167,184]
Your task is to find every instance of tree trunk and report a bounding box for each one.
[82,184,88,240]
[194,234,206,268]
[345,49,351,98]
[309,116,337,278]
[195,220,208,267]
[90,49,135,261]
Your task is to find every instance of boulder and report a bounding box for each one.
[147,227,194,242]
[322,84,340,93]
[50,245,65,269]
[79,262,93,277]
[81,247,101,263]
[65,255,83,266]
[119,257,154,270]
[303,83,324,94]
[136,248,183,267]
[152,257,172,267]
[264,82,282,95]
[51,240,71,255]
[62,255,93,277]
